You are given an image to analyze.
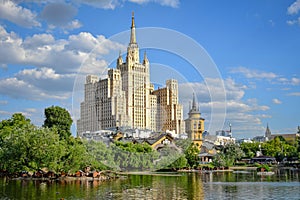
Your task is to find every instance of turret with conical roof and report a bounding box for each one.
[143,51,149,65]
[117,51,123,67]
[188,93,200,116]
[185,93,205,149]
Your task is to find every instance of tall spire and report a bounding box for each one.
[117,50,123,67]
[130,11,136,44]
[192,93,197,110]
[143,51,149,64]
[265,123,271,138]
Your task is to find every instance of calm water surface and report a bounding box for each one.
[0,169,299,200]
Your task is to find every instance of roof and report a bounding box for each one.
[251,156,276,160]
[126,133,174,146]
[198,152,215,157]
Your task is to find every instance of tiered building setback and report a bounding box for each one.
[77,13,183,136]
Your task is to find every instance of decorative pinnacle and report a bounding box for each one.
[192,93,197,110]
[131,11,135,28]
[130,11,136,44]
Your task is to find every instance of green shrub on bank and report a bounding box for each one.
[256,164,271,172]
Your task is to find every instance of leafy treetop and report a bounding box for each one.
[44,106,73,140]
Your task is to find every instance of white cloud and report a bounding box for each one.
[23,33,55,48]
[276,76,300,86]
[0,77,43,100]
[286,17,300,26]
[40,3,82,32]
[287,92,300,96]
[0,25,126,102]
[0,77,70,100]
[24,108,37,113]
[62,19,82,32]
[0,25,124,74]
[287,0,300,15]
[128,0,179,8]
[291,77,300,85]
[0,110,11,116]
[74,0,179,9]
[0,100,8,105]
[15,67,76,93]
[178,78,270,137]
[22,108,38,117]
[40,3,77,26]
[74,0,121,9]
[260,114,272,119]
[272,98,282,104]
[0,26,26,64]
[0,76,69,101]
[229,66,277,79]
[0,0,40,27]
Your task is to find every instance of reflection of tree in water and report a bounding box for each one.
[185,173,205,199]
[121,173,204,199]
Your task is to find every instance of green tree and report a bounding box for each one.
[168,155,188,170]
[0,113,32,142]
[44,106,73,140]
[223,143,244,166]
[262,136,298,162]
[84,140,116,170]
[212,152,226,167]
[0,114,66,173]
[184,143,200,168]
[111,141,159,171]
[155,146,182,170]
[212,143,244,167]
[60,137,90,173]
[240,142,260,158]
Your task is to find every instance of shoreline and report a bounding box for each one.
[117,171,182,176]
[1,170,127,182]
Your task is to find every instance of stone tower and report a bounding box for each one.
[185,93,205,148]
[116,12,155,130]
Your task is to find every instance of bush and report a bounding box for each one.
[235,162,246,166]
[256,164,271,172]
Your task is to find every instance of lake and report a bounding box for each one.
[0,169,299,200]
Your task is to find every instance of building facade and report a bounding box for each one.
[152,79,184,134]
[77,13,183,136]
[184,93,205,148]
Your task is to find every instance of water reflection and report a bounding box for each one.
[0,170,299,200]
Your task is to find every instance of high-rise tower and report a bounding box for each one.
[116,12,155,130]
[77,13,183,136]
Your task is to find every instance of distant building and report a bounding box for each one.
[184,93,205,149]
[266,124,299,143]
[134,133,177,150]
[252,124,270,142]
[253,135,268,143]
[204,135,236,146]
[265,123,272,139]
[237,138,253,144]
[198,139,217,164]
[269,133,299,144]
[253,124,300,144]
[77,13,183,136]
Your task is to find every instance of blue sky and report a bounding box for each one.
[0,0,299,139]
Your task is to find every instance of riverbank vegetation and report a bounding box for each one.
[1,106,299,176]
[0,107,191,176]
